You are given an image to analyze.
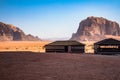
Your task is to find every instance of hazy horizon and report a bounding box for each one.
[0,0,120,40]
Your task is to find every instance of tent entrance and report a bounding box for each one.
[65,46,68,52]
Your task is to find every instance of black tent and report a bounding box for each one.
[45,40,85,53]
[94,38,120,55]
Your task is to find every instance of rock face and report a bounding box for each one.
[0,22,41,41]
[71,16,120,41]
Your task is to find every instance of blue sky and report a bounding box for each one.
[0,0,120,40]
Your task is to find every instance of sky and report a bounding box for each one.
[0,0,120,40]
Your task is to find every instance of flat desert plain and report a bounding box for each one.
[0,41,95,53]
[0,52,120,80]
[0,41,50,52]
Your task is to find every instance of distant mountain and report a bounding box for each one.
[70,16,120,41]
[0,22,41,41]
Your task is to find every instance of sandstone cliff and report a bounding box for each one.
[71,16,120,41]
[0,22,41,41]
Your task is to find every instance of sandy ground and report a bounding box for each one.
[82,41,95,53]
[0,41,50,52]
[0,41,95,53]
[0,52,120,80]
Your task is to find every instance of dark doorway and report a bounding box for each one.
[65,46,68,52]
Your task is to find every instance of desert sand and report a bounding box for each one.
[0,41,95,53]
[81,41,95,53]
[0,52,120,80]
[0,41,51,52]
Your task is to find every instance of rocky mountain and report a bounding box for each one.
[0,22,41,41]
[71,16,120,41]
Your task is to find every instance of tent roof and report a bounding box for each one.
[94,38,120,45]
[45,40,85,46]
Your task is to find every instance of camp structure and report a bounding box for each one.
[94,38,120,55]
[45,40,85,53]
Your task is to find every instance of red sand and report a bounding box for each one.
[0,52,120,80]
